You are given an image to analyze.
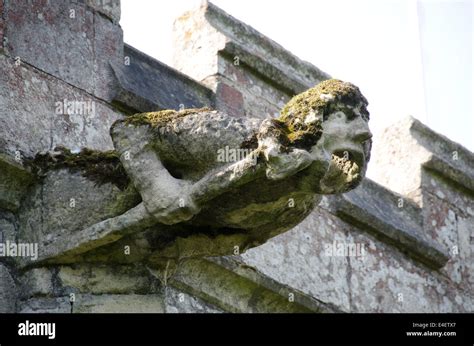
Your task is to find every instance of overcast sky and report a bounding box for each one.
[121,0,473,154]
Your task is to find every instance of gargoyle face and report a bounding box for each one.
[277,78,372,194]
[316,105,372,194]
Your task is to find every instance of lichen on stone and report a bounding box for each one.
[123,107,212,128]
[26,146,130,190]
[277,79,369,150]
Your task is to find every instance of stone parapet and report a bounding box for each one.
[173,1,330,118]
[112,44,213,113]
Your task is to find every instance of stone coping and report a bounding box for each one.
[323,179,450,269]
[410,117,474,193]
[200,1,330,94]
[112,44,214,113]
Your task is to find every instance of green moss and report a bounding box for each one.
[277,79,369,150]
[25,146,130,190]
[124,107,212,128]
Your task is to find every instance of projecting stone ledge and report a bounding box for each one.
[111,44,214,113]
[151,258,339,313]
[322,178,450,269]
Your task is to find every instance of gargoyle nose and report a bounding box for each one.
[354,129,372,142]
[352,117,372,142]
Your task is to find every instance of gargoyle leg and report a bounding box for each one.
[28,151,266,266]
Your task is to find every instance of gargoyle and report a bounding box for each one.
[29,79,372,267]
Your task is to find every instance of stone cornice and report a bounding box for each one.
[111,44,214,113]
[323,179,450,269]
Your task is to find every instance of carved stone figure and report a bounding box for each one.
[27,79,372,267]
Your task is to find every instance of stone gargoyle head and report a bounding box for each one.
[260,78,372,195]
[26,79,372,271]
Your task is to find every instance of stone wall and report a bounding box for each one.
[0,0,472,313]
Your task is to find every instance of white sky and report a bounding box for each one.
[121,0,473,153]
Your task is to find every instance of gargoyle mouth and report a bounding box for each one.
[319,149,365,194]
[332,149,365,170]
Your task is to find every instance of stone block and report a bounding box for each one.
[165,286,223,313]
[0,212,17,243]
[19,297,70,313]
[18,169,139,265]
[215,81,244,117]
[4,0,123,101]
[0,55,123,158]
[457,215,474,288]
[57,264,159,295]
[240,207,353,311]
[19,294,165,313]
[20,268,54,298]
[0,0,4,52]
[73,294,164,313]
[0,263,17,312]
[0,154,34,212]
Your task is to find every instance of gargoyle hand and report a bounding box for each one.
[145,183,201,225]
[257,119,314,181]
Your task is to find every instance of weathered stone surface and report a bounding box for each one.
[370,116,474,202]
[370,116,474,294]
[239,205,473,312]
[72,294,165,313]
[0,55,123,158]
[0,154,34,212]
[18,169,140,265]
[345,228,467,313]
[21,264,163,299]
[0,211,17,243]
[214,58,290,118]
[19,297,70,313]
[0,263,17,312]
[112,44,213,113]
[57,264,160,295]
[20,268,54,299]
[85,0,121,23]
[239,207,353,311]
[0,0,5,53]
[4,0,123,101]
[173,1,330,117]
[155,258,317,313]
[323,179,449,268]
[19,294,165,313]
[457,215,474,289]
[210,256,341,313]
[173,1,330,95]
[165,286,223,313]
